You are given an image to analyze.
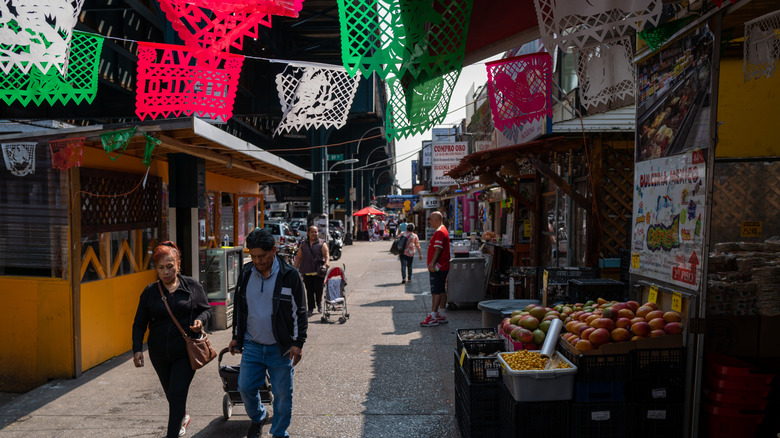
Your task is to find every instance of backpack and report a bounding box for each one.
[393,234,408,255]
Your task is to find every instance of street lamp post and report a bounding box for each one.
[326,158,359,220]
[349,126,384,239]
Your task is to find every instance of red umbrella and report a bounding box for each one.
[353,206,384,216]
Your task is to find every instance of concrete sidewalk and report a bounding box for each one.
[0,239,482,437]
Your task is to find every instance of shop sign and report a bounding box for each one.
[422,196,439,209]
[422,142,432,166]
[635,23,714,163]
[475,140,494,152]
[411,160,418,186]
[630,151,706,291]
[431,141,468,187]
[741,221,762,237]
[495,116,548,148]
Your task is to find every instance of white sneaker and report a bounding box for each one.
[179,413,190,437]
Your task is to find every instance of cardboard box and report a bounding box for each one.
[560,333,682,357]
[705,315,759,358]
[759,316,780,358]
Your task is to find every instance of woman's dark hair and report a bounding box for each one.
[153,241,180,264]
[406,223,415,232]
[246,228,276,250]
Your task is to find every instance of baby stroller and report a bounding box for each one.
[218,347,272,420]
[321,265,349,324]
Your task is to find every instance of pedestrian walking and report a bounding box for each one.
[132,241,211,438]
[294,225,330,316]
[229,228,308,438]
[387,216,398,239]
[399,223,422,284]
[398,219,408,234]
[377,218,386,240]
[421,211,450,326]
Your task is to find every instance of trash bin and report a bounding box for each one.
[447,257,488,305]
[478,299,542,329]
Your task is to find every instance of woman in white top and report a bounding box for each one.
[399,223,422,284]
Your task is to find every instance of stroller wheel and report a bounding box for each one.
[338,317,346,324]
[222,393,232,420]
[320,316,327,323]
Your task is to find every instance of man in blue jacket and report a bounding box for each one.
[230,228,307,438]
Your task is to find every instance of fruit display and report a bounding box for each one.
[499,350,571,371]
[499,300,684,353]
[459,330,500,341]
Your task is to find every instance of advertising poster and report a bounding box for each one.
[635,23,714,162]
[630,150,706,290]
[422,141,432,166]
[431,141,468,187]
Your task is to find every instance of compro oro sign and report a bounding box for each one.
[431,141,468,187]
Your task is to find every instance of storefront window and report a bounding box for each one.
[0,152,68,277]
[237,196,260,245]
[218,193,232,246]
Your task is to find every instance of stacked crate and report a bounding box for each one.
[628,348,686,438]
[703,354,774,438]
[558,346,630,438]
[536,267,600,304]
[454,329,504,438]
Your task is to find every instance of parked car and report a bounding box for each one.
[329,220,344,234]
[261,221,297,248]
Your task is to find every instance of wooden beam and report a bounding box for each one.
[157,134,299,183]
[493,177,535,213]
[528,157,590,212]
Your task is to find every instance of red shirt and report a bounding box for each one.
[427,225,450,271]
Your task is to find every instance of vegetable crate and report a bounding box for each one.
[454,351,501,438]
[498,382,571,438]
[456,328,504,354]
[457,348,502,383]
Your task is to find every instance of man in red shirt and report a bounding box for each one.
[421,211,450,326]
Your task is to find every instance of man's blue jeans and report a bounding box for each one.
[238,340,294,437]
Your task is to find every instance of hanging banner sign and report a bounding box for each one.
[431,141,468,187]
[422,142,432,166]
[630,150,706,291]
[411,160,418,186]
[135,42,244,122]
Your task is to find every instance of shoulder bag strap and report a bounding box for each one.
[158,282,188,338]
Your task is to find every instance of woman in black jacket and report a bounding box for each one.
[132,241,211,438]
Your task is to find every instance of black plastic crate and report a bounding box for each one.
[457,349,502,383]
[574,380,626,403]
[572,402,627,438]
[499,382,571,438]
[536,267,600,303]
[456,328,504,354]
[628,348,686,402]
[629,402,683,438]
[568,278,627,303]
[454,351,501,438]
[558,344,632,383]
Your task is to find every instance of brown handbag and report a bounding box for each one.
[158,282,217,370]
